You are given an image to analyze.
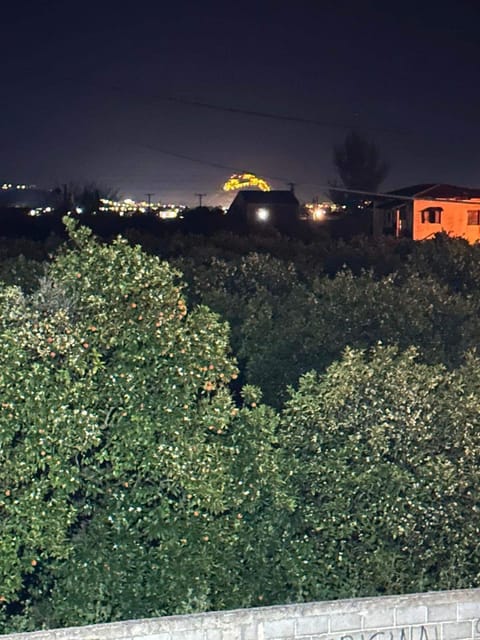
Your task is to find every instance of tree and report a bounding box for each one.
[279,345,480,600]
[56,182,120,214]
[176,252,318,407]
[0,220,287,631]
[329,131,389,208]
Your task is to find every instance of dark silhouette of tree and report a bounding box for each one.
[329,131,389,208]
[55,182,120,214]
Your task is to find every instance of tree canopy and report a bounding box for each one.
[0,220,287,630]
[2,222,480,632]
[280,345,480,599]
[330,130,389,206]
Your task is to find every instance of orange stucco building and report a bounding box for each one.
[373,184,480,243]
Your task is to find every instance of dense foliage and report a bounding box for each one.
[280,346,480,599]
[1,223,480,632]
[0,222,288,630]
[174,240,480,406]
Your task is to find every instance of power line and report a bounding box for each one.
[152,95,406,136]
[100,84,406,136]
[129,140,291,184]
[136,143,245,173]
[4,73,406,137]
[131,146,480,206]
[96,139,480,206]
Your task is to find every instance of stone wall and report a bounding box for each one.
[3,588,480,640]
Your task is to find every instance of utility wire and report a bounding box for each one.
[123,140,480,206]
[4,73,406,137]
[101,83,406,136]
[113,141,480,207]
[129,141,291,184]
[124,141,480,206]
[151,94,406,136]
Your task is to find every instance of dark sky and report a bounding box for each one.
[1,0,479,206]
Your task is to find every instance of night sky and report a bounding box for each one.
[1,0,480,206]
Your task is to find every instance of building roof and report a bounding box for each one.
[388,184,480,200]
[375,183,480,210]
[387,184,436,197]
[234,190,299,205]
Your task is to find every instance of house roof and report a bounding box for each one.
[375,183,480,209]
[234,190,299,205]
[388,184,480,200]
[387,184,436,197]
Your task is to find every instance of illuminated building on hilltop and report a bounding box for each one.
[223,173,271,193]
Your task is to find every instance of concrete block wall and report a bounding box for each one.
[3,588,480,640]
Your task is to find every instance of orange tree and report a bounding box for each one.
[0,220,289,631]
[178,251,480,407]
[279,345,480,599]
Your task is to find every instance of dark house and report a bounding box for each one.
[227,190,300,229]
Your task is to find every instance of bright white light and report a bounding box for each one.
[256,207,270,221]
[159,209,178,219]
[76,207,83,214]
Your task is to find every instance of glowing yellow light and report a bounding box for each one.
[312,206,326,221]
[223,172,271,192]
[305,202,332,221]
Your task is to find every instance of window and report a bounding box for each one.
[421,207,442,223]
[467,210,480,225]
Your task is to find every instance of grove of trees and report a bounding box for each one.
[1,220,480,632]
